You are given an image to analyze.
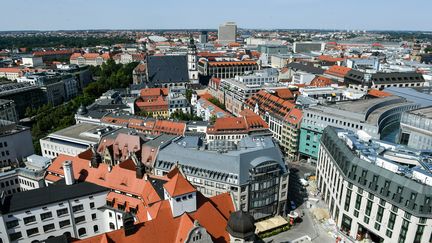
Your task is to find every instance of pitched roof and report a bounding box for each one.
[163,171,196,197]
[324,65,352,78]
[310,76,333,87]
[147,55,188,84]
[245,90,296,121]
[286,62,325,75]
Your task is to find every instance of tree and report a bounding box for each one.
[29,60,137,155]
[207,97,226,110]
[170,110,203,121]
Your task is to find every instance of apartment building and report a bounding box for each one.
[317,127,432,243]
[245,90,303,161]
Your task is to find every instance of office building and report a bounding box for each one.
[199,31,208,44]
[70,53,110,66]
[293,42,324,53]
[198,58,259,79]
[218,22,237,45]
[214,69,280,115]
[154,136,289,220]
[0,120,34,168]
[206,112,270,143]
[317,127,432,243]
[346,71,425,92]
[398,106,432,150]
[0,99,18,123]
[0,154,50,195]
[299,96,418,161]
[0,82,46,118]
[40,123,118,159]
[21,56,43,67]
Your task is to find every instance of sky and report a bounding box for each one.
[1,0,431,31]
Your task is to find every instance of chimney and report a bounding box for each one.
[123,212,136,236]
[63,160,75,185]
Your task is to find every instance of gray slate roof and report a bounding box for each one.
[147,55,189,84]
[286,62,324,75]
[156,136,286,185]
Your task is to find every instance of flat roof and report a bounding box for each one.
[406,106,432,119]
[48,123,115,144]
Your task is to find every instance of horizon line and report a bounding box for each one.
[1,28,432,33]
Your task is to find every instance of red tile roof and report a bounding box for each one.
[76,168,234,243]
[207,112,268,134]
[245,90,295,120]
[310,76,333,87]
[32,50,74,56]
[368,89,392,98]
[318,55,346,63]
[163,171,196,197]
[324,65,352,78]
[140,88,168,97]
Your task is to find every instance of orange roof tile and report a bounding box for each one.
[310,76,333,87]
[368,89,392,97]
[324,65,352,78]
[163,171,196,197]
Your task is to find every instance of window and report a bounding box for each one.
[109,212,113,218]
[386,229,393,238]
[75,216,85,224]
[26,227,39,237]
[6,219,19,229]
[374,222,381,231]
[90,202,95,209]
[59,219,71,228]
[72,204,84,213]
[9,232,22,241]
[24,215,36,224]
[414,225,424,243]
[388,212,396,230]
[109,222,115,230]
[43,223,55,232]
[93,225,99,233]
[40,211,52,220]
[78,227,87,237]
[57,208,68,217]
[92,213,97,220]
[376,206,384,223]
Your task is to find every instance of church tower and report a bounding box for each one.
[187,35,199,84]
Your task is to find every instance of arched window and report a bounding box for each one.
[78,228,86,237]
[63,232,71,239]
[109,222,115,230]
[93,225,99,233]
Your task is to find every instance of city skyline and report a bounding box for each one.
[1,0,432,31]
